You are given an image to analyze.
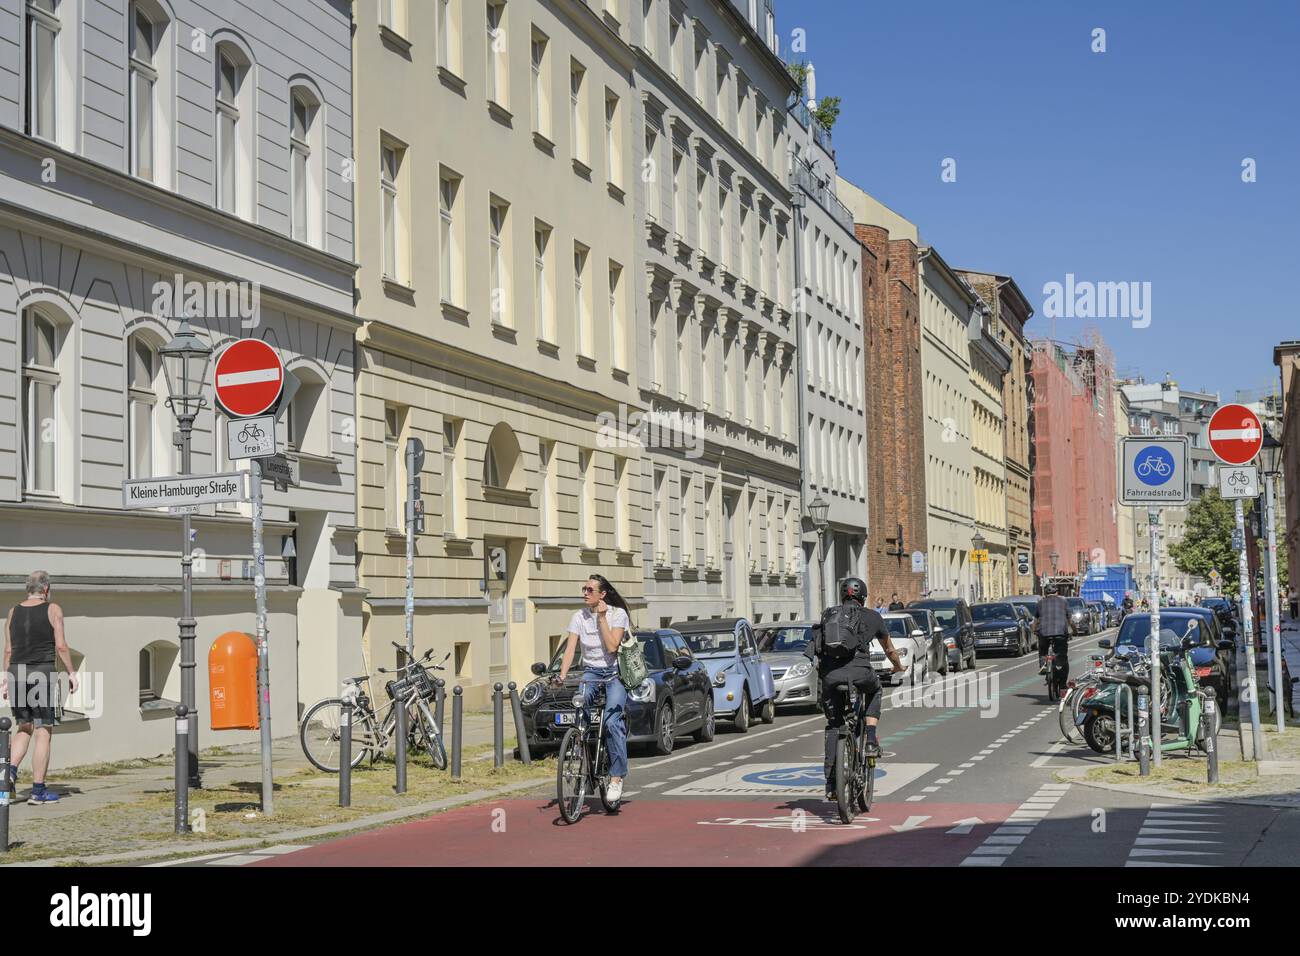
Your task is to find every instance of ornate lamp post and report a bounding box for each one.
[808,494,830,610]
[971,531,986,603]
[159,317,212,788]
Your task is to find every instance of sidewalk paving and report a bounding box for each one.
[1,711,547,866]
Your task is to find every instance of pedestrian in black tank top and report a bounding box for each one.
[3,570,77,804]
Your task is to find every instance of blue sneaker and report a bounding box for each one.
[27,789,60,805]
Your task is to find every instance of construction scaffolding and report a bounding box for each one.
[1029,329,1119,588]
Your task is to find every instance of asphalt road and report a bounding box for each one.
[174,629,1300,867]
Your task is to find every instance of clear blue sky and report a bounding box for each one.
[787,0,1299,401]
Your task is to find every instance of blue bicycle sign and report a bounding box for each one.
[1134,446,1175,486]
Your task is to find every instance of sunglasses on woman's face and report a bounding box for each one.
[581,586,597,595]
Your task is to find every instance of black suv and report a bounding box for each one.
[907,598,977,671]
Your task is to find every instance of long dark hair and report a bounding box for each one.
[589,574,633,625]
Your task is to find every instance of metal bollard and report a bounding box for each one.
[1136,690,1151,777]
[451,686,464,780]
[493,683,505,769]
[1115,684,1135,762]
[174,705,190,834]
[339,698,352,808]
[1204,688,1219,784]
[0,716,11,853]
[434,678,446,734]
[508,681,532,765]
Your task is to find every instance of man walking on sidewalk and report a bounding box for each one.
[2,571,78,804]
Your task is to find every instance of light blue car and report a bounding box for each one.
[669,617,777,732]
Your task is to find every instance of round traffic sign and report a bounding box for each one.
[1207,404,1263,466]
[213,339,284,418]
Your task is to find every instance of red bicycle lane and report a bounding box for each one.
[253,798,1020,866]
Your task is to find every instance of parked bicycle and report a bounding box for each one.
[300,643,449,772]
[556,673,622,824]
[829,682,877,824]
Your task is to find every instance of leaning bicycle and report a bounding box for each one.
[556,674,622,824]
[300,644,449,772]
[830,682,876,824]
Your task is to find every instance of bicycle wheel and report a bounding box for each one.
[859,754,875,812]
[834,734,856,824]
[414,699,448,770]
[300,698,372,773]
[557,727,587,824]
[1058,685,1082,742]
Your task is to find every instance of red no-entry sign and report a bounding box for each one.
[1207,403,1263,466]
[213,339,284,418]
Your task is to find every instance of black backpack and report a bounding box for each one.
[819,603,862,660]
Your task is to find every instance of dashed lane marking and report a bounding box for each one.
[960,783,1070,867]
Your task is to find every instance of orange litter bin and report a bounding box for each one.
[209,631,259,730]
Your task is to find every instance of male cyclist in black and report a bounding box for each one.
[1037,582,1070,689]
[805,577,904,802]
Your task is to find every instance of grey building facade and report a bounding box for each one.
[0,0,360,766]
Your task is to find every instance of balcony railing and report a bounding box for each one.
[791,159,854,233]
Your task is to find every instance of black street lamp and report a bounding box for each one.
[159,317,212,788]
[809,494,830,609]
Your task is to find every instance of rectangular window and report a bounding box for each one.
[693,31,708,104]
[128,337,156,479]
[642,0,655,56]
[569,60,586,164]
[385,407,402,530]
[574,242,591,358]
[704,479,718,566]
[443,418,462,537]
[652,468,667,559]
[644,125,659,219]
[380,142,404,282]
[679,472,692,566]
[128,3,157,181]
[671,147,684,236]
[215,51,241,214]
[530,28,550,137]
[578,449,595,547]
[608,261,624,370]
[486,1,507,106]
[539,440,556,544]
[535,221,553,341]
[668,13,682,80]
[718,185,729,271]
[437,0,452,67]
[696,169,708,257]
[649,298,661,388]
[614,456,628,551]
[488,197,510,325]
[26,0,59,142]
[22,309,59,494]
[439,168,463,305]
[289,95,314,242]
[604,90,621,187]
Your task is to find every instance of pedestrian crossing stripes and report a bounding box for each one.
[958,783,1070,866]
[1124,803,1224,867]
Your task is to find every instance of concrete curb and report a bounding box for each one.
[1,774,550,868]
[1053,765,1300,809]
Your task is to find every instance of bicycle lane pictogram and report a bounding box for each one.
[249,798,1020,867]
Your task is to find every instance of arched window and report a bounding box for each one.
[21,305,67,495]
[128,333,159,478]
[214,41,253,217]
[285,367,328,456]
[289,84,323,246]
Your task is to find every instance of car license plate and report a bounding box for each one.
[554,713,573,725]
[978,639,997,646]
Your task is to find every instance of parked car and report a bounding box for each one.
[970,601,1031,656]
[754,622,820,710]
[907,598,977,671]
[670,618,777,732]
[1106,610,1234,705]
[519,629,713,755]
[1165,605,1236,703]
[878,613,930,685]
[1066,597,1091,635]
[1201,596,1238,629]
[1007,595,1042,637]
[909,607,949,676]
[1013,604,1036,644]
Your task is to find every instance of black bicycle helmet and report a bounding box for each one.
[839,577,867,605]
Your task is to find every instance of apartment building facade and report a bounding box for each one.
[967,294,1011,600]
[789,107,867,614]
[632,0,803,627]
[838,177,927,604]
[916,248,976,601]
[960,271,1033,595]
[352,0,643,703]
[0,0,361,765]
[1274,342,1300,616]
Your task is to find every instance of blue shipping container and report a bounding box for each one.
[1081,564,1135,605]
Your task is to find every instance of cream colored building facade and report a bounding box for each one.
[353,0,644,704]
[967,289,1012,600]
[917,247,977,600]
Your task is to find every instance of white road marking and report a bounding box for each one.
[959,784,1071,867]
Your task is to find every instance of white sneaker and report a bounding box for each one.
[606,778,624,803]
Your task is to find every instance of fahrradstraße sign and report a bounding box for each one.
[1119,436,1189,505]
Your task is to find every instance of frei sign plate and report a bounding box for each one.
[226,414,276,461]
[123,472,248,510]
[1207,403,1263,466]
[1218,464,1260,501]
[213,339,285,418]
[1119,436,1189,505]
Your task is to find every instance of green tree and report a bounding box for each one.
[1169,489,1243,595]
[813,96,842,132]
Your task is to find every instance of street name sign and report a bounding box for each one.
[1207,404,1263,466]
[225,414,276,461]
[1218,464,1260,500]
[1119,436,1189,505]
[123,473,248,510]
[257,453,298,491]
[213,339,285,418]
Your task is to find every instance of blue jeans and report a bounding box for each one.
[581,666,628,778]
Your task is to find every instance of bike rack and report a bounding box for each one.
[1114,682,1137,762]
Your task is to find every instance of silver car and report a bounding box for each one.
[754,622,820,709]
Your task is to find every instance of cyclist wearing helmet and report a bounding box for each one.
[804,577,903,801]
[1038,582,1070,686]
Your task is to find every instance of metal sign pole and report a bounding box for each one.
[1265,474,1285,732]
[1236,498,1264,759]
[252,461,274,816]
[1148,508,1161,770]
